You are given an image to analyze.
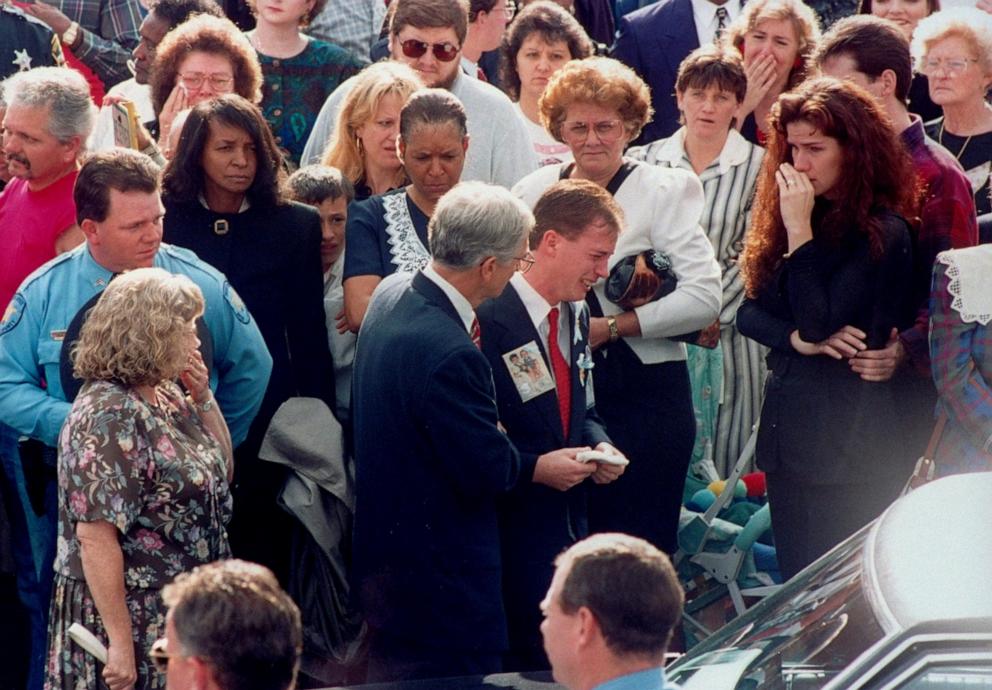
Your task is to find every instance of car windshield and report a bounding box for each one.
[668,527,886,689]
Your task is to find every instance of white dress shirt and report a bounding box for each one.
[690,0,743,46]
[510,272,571,366]
[423,264,477,335]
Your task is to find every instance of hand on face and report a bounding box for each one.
[179,347,210,403]
[776,162,814,244]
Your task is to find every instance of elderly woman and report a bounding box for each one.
[149,14,263,158]
[628,45,766,478]
[162,95,334,582]
[725,0,820,146]
[929,245,992,475]
[861,0,942,122]
[46,268,232,690]
[513,57,722,554]
[322,62,423,201]
[738,78,917,578]
[914,8,992,218]
[246,0,362,166]
[500,1,593,166]
[342,89,469,331]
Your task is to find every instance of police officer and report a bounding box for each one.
[0,2,64,80]
[0,148,272,690]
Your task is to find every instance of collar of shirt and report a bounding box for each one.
[690,0,741,46]
[197,193,251,213]
[900,113,925,152]
[649,126,753,176]
[511,272,574,363]
[422,263,477,335]
[461,56,478,76]
[592,667,674,690]
[81,244,118,289]
[324,251,345,288]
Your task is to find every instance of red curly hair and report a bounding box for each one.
[741,77,919,298]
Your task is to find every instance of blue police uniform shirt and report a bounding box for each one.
[0,242,272,448]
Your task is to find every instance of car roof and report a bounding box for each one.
[863,472,992,633]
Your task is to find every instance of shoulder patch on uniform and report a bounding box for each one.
[1,293,26,335]
[223,281,251,324]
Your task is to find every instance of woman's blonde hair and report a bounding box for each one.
[72,268,205,386]
[724,0,821,91]
[539,56,653,143]
[321,62,423,183]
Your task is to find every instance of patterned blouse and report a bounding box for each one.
[54,379,232,589]
[257,37,363,167]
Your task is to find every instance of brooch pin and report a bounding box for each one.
[577,350,594,387]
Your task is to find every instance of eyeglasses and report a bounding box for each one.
[149,638,179,674]
[561,120,625,143]
[498,2,516,19]
[178,72,235,91]
[920,57,979,77]
[399,39,460,63]
[515,251,535,273]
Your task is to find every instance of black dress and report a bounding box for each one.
[162,198,335,582]
[925,118,992,217]
[737,205,915,578]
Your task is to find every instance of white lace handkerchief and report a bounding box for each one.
[936,246,992,325]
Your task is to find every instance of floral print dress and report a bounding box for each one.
[45,380,232,690]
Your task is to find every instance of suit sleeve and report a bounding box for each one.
[632,171,722,338]
[423,347,521,500]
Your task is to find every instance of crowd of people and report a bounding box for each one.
[1,0,992,687]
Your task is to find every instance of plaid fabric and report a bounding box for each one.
[900,118,978,376]
[60,0,143,88]
[306,0,387,64]
[929,258,992,475]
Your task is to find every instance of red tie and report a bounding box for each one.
[547,307,571,437]
[470,317,481,349]
[476,66,488,82]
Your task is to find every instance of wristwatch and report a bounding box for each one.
[62,21,80,49]
[195,396,215,413]
[607,315,620,343]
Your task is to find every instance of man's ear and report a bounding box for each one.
[79,218,98,244]
[479,254,498,280]
[576,606,601,649]
[62,134,83,164]
[878,68,899,99]
[188,656,215,690]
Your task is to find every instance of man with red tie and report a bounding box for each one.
[476,178,628,673]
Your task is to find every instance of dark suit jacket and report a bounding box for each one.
[351,271,522,652]
[476,284,611,661]
[612,0,699,145]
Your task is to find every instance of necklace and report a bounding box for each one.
[938,120,974,162]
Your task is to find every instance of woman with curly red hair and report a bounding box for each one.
[738,77,918,578]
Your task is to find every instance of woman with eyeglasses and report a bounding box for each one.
[149,14,263,157]
[322,62,423,201]
[45,268,233,690]
[915,8,992,219]
[860,0,942,122]
[246,0,363,167]
[500,1,593,167]
[342,89,469,331]
[513,57,722,555]
[161,95,334,583]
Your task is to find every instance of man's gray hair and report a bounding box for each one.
[2,67,96,142]
[429,182,534,269]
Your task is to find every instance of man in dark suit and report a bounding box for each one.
[477,179,629,671]
[351,181,535,683]
[612,0,741,144]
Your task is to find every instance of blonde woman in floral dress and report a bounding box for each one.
[45,268,233,690]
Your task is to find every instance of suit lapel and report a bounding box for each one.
[566,303,590,446]
[660,0,700,75]
[491,284,566,444]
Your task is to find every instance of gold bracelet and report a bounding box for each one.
[607,315,620,343]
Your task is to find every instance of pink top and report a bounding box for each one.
[0,171,79,311]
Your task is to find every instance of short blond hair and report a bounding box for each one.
[539,56,653,143]
[912,8,992,79]
[724,0,821,91]
[72,268,205,386]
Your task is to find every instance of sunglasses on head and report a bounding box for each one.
[400,39,460,62]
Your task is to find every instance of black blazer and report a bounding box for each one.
[612,0,699,145]
[477,283,611,559]
[351,271,521,652]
